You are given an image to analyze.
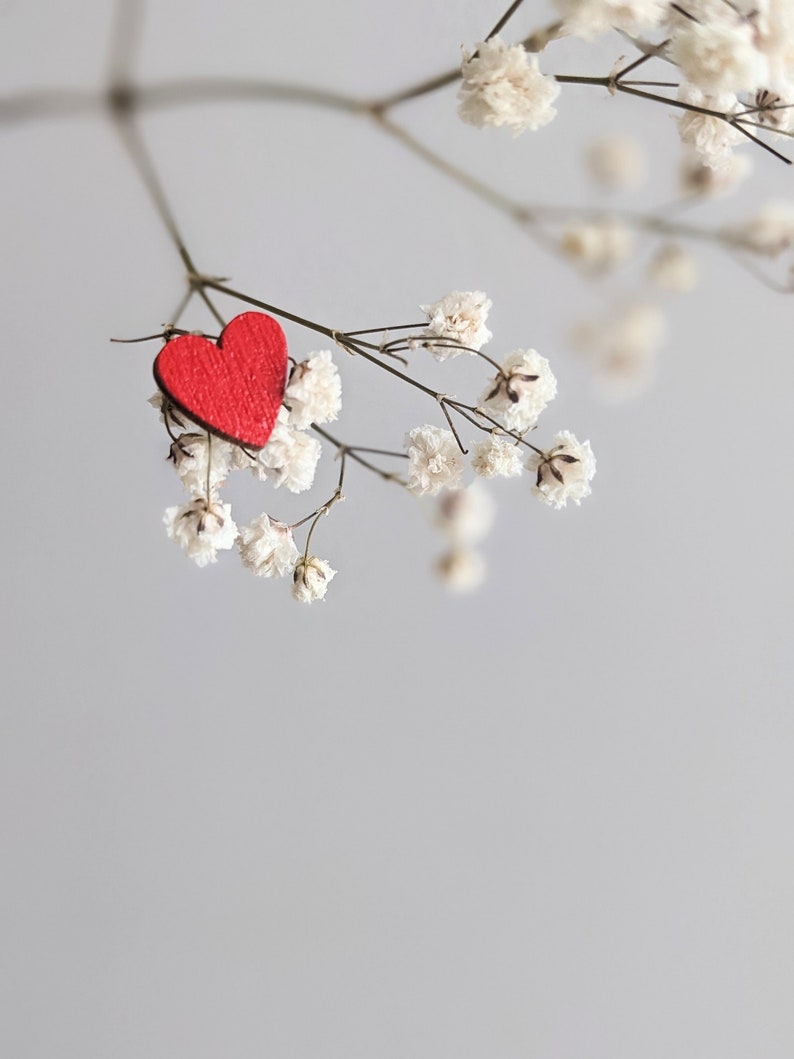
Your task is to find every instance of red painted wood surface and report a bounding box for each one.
[154,312,288,448]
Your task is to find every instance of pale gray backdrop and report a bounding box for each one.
[2,2,793,1056]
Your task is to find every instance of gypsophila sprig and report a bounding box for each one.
[457,37,560,136]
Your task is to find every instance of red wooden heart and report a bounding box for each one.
[153,312,288,448]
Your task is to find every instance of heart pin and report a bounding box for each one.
[153,312,288,449]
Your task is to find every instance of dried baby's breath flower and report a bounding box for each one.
[252,407,322,493]
[417,290,492,359]
[169,432,234,496]
[292,555,336,603]
[677,87,743,171]
[527,432,596,509]
[480,349,557,433]
[751,87,794,134]
[669,7,768,95]
[238,515,299,578]
[284,350,342,429]
[471,434,524,479]
[405,425,465,496]
[457,37,560,136]
[163,497,237,567]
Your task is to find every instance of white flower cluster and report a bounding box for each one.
[238,514,299,578]
[405,425,465,496]
[457,37,560,136]
[669,5,768,95]
[284,349,342,428]
[667,1,794,169]
[152,346,342,602]
[479,349,558,433]
[527,432,597,509]
[292,556,337,603]
[401,296,595,593]
[676,88,743,172]
[250,407,322,493]
[552,0,794,172]
[404,419,595,512]
[471,434,524,479]
[416,290,492,360]
[163,498,238,568]
[169,430,234,497]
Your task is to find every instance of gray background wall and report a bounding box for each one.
[2,2,793,1056]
